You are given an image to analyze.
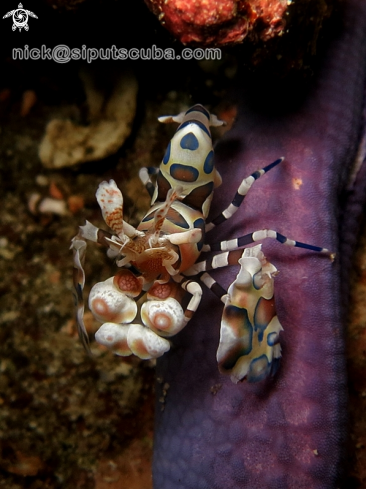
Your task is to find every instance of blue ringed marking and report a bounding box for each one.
[170,163,199,182]
[203,150,214,174]
[180,132,199,150]
[177,120,211,138]
[185,105,210,119]
[162,141,171,165]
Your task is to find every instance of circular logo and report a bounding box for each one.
[13,8,28,28]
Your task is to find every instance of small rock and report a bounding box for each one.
[39,71,138,168]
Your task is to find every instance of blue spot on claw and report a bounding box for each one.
[163,141,171,164]
[204,150,214,173]
[180,132,199,150]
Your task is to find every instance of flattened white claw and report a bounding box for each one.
[127,323,170,359]
[95,322,132,356]
[79,220,99,242]
[89,280,137,324]
[217,246,283,383]
[96,179,124,238]
[141,298,186,337]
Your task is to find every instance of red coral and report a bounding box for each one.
[145,0,287,46]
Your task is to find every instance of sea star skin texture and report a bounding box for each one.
[153,1,366,488]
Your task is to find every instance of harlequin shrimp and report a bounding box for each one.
[71,104,333,383]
